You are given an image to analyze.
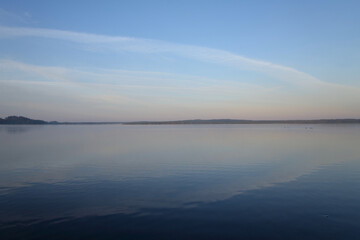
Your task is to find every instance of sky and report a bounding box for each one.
[0,0,359,121]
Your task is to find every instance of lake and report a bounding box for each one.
[0,124,360,239]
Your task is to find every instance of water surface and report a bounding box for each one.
[0,124,360,239]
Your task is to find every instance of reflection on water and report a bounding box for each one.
[0,125,43,134]
[0,124,360,239]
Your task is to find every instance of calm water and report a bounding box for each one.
[0,124,360,239]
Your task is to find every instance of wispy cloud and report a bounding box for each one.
[0,59,274,98]
[0,25,323,86]
[1,59,360,121]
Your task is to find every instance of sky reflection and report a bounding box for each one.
[0,124,360,222]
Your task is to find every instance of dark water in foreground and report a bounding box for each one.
[0,124,360,239]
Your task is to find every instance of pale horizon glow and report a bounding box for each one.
[0,1,359,121]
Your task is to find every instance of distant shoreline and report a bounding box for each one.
[123,119,360,125]
[1,116,360,125]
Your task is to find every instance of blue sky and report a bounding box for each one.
[0,0,359,121]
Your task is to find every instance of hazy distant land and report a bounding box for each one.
[123,119,360,125]
[0,116,123,125]
[1,116,360,125]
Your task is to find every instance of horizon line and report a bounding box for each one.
[1,115,360,125]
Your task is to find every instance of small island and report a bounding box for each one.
[0,116,48,125]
